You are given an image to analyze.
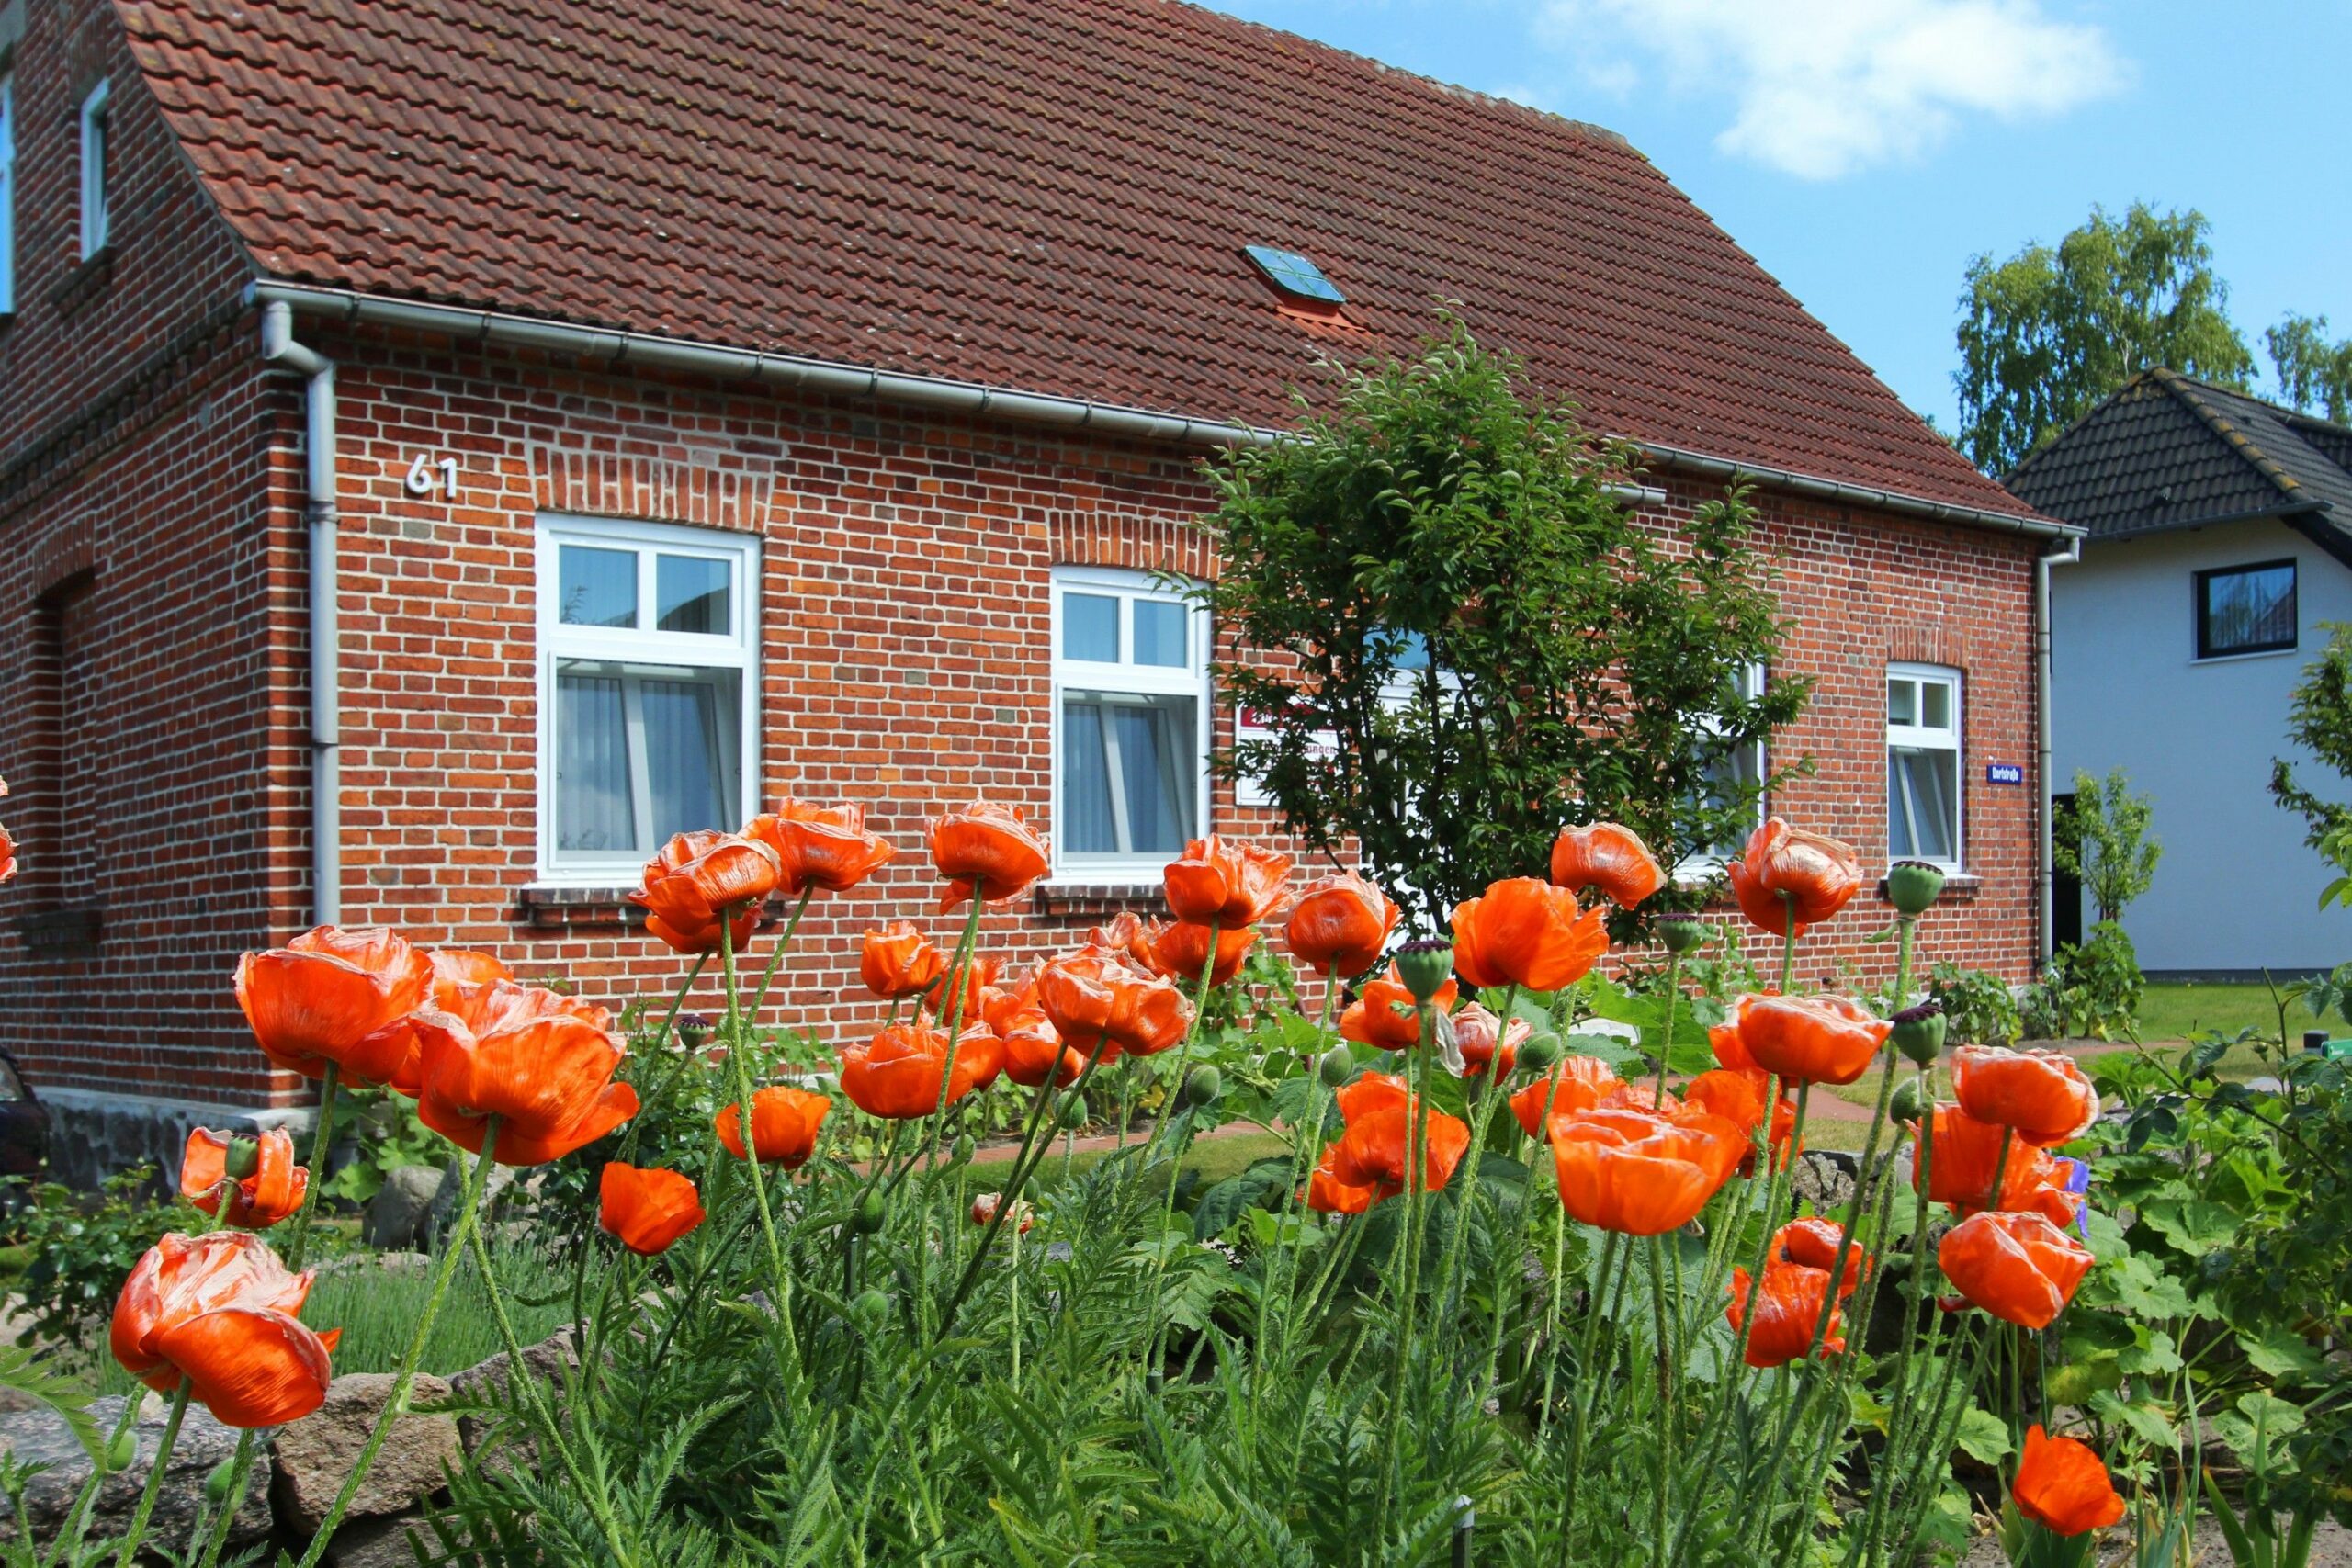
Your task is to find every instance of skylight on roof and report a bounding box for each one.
[1244,244,1345,309]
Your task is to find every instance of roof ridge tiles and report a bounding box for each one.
[2151,367,2308,503]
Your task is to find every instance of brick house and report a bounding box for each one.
[0,0,2075,1177]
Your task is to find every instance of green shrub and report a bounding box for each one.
[5,1168,198,1352]
[1924,961,2022,1045]
[2024,919,2145,1040]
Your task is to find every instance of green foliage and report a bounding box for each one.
[4,1168,198,1352]
[1924,961,2022,1045]
[2053,768,2163,923]
[1956,202,2255,475]
[2025,920,2145,1041]
[322,1081,445,1203]
[2266,313,2352,426]
[2271,623,2352,851]
[1193,321,1805,931]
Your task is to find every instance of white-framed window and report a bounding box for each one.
[535,515,759,882]
[1678,661,1768,878]
[1051,566,1209,878]
[0,73,16,312]
[77,78,109,259]
[1887,661,1962,868]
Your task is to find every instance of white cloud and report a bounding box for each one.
[1531,0,2125,179]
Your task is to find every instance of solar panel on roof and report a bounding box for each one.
[1244,244,1345,307]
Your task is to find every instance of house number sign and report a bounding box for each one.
[404,453,461,501]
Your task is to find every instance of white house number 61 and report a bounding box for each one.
[403,452,461,501]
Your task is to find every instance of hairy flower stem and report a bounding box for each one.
[1653,955,1684,1106]
[1779,897,1798,995]
[615,953,714,1168]
[744,885,817,1027]
[1854,1069,1936,1566]
[292,1125,501,1568]
[1436,985,1519,1326]
[109,1384,190,1568]
[1553,1228,1622,1544]
[1374,998,1438,1543]
[720,916,796,1374]
[45,1395,145,1568]
[1148,915,1222,1166]
[1258,980,1340,1406]
[1484,1065,1569,1397]
[1650,1235,1679,1565]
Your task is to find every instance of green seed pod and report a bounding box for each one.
[950,1133,976,1166]
[1317,1043,1354,1089]
[1889,1004,1949,1067]
[1517,1032,1564,1073]
[854,1191,887,1235]
[1890,1076,1930,1126]
[1657,919,1708,956]
[1183,1066,1223,1107]
[852,1288,889,1328]
[1391,941,1456,1003]
[1884,861,1948,918]
[105,1427,137,1475]
[204,1457,239,1505]
[1059,1091,1090,1128]
[221,1137,261,1181]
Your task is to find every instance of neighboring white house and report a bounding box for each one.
[2012,369,2352,978]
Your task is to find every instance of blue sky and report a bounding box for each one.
[1206,0,2352,446]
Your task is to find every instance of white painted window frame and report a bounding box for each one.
[0,73,16,312]
[77,78,109,259]
[533,513,761,885]
[1674,660,1769,883]
[1049,565,1211,882]
[1886,660,1963,872]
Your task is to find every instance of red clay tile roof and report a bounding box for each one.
[119,0,2035,520]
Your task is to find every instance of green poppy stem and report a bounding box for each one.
[109,1384,190,1568]
[1654,954,1682,1107]
[720,915,797,1376]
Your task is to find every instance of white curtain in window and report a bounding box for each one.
[1062,702,1117,853]
[1889,747,1957,862]
[1112,704,1189,852]
[643,677,727,840]
[557,673,632,852]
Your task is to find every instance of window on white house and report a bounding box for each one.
[1887,662,1962,868]
[78,79,109,258]
[1679,661,1768,875]
[1053,567,1206,874]
[537,516,757,879]
[0,74,16,311]
[2195,559,2296,659]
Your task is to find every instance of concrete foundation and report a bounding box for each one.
[38,1088,314,1190]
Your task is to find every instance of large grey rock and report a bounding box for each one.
[446,1330,578,1457]
[1790,1152,1856,1211]
[323,1511,436,1567]
[0,1393,272,1551]
[363,1165,446,1250]
[270,1373,460,1535]
[429,1160,515,1234]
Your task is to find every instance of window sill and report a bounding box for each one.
[1875,873,1981,903]
[1031,882,1165,919]
[515,885,649,931]
[13,906,104,952]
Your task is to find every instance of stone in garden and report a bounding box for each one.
[1790,1152,1856,1211]
[430,1159,515,1235]
[322,1510,436,1568]
[270,1372,459,1535]
[362,1164,445,1249]
[0,1393,272,1550]
[318,1249,430,1279]
[446,1329,578,1457]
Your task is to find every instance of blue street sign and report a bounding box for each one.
[1985,763,2024,785]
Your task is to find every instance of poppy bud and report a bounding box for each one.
[678,1014,715,1048]
[1060,1091,1090,1128]
[1392,940,1455,1002]
[1890,1002,1947,1066]
[106,1428,138,1474]
[1318,1044,1355,1088]
[1518,1032,1563,1073]
[950,1134,976,1166]
[1884,861,1947,918]
[852,1288,889,1328]
[1657,919,1707,955]
[221,1137,261,1181]
[1890,1076,1929,1126]
[854,1191,887,1234]
[1183,1066,1222,1107]
[205,1457,239,1504]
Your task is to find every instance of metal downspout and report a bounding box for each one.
[2036,534,2083,962]
[259,302,340,928]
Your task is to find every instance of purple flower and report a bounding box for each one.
[2057,1156,2091,1237]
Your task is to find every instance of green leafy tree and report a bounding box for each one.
[1955,203,2255,475]
[1193,321,1806,935]
[2272,622,2352,850]
[2052,767,2162,923]
[2266,312,2352,426]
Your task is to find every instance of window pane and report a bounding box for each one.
[1391,629,1431,671]
[1062,702,1118,852]
[1111,697,1196,852]
[2202,565,2296,654]
[1889,746,1958,862]
[1887,679,1916,726]
[642,672,737,840]
[656,555,731,635]
[1134,599,1188,668]
[560,546,638,628]
[556,671,634,852]
[1064,592,1119,661]
[1921,681,1951,730]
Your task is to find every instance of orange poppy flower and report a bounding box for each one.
[742,798,898,897]
[408,982,639,1165]
[427,949,512,1011]
[180,1127,308,1231]
[1726,1261,1846,1367]
[923,953,1001,1025]
[1730,993,1893,1087]
[970,1191,1035,1233]
[714,1085,831,1168]
[1549,823,1664,909]
[1452,878,1610,992]
[2013,1425,2127,1537]
[1147,919,1259,986]
[1452,1001,1531,1077]
[234,926,435,1088]
[1325,1074,1472,1201]
[1511,1055,1630,1138]
[1916,1105,2083,1226]
[1035,948,1193,1058]
[1303,1146,1376,1214]
[1952,1044,2100,1148]
[628,831,780,955]
[1682,1067,1799,1175]
[1001,1010,1086,1088]
[1163,837,1293,928]
[839,1021,998,1118]
[110,1232,339,1428]
[598,1162,705,1256]
[0,785,12,884]
[1284,872,1399,977]
[1770,1217,1869,1295]
[860,921,945,1001]
[1939,1210,2094,1329]
[930,801,1050,911]
[1339,964,1457,1052]
[1727,818,1862,936]
[1548,1103,1743,1235]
